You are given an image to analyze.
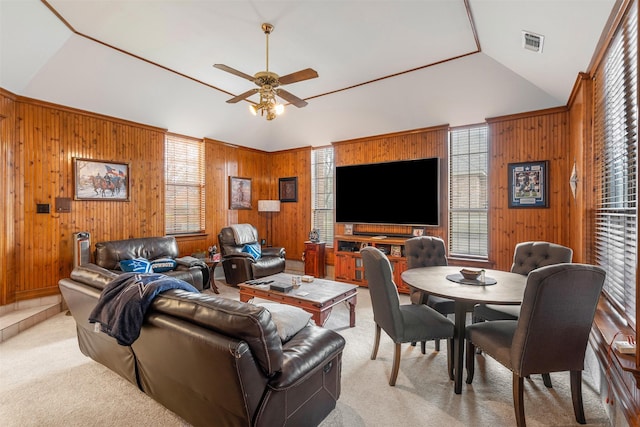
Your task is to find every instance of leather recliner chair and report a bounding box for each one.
[218,224,286,285]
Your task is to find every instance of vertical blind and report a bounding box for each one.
[165,134,205,235]
[593,0,637,328]
[311,147,334,246]
[449,125,489,257]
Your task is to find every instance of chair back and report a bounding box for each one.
[405,236,448,269]
[361,246,403,339]
[510,241,573,275]
[218,224,259,256]
[511,263,605,376]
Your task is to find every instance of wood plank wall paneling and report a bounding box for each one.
[269,147,312,262]
[332,125,449,244]
[567,73,591,263]
[0,89,17,305]
[14,100,167,300]
[486,107,571,271]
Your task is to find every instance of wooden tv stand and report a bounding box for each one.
[334,234,410,294]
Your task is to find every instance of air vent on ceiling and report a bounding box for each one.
[522,31,544,53]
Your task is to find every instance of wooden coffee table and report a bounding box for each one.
[238,273,358,327]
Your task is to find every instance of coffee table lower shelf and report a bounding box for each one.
[238,274,357,328]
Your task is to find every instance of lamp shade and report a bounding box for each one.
[258,200,281,212]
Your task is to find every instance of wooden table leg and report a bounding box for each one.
[453,301,474,394]
[347,296,357,327]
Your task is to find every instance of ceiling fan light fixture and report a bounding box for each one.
[249,104,258,116]
[275,103,285,115]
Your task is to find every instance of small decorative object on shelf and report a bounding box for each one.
[309,229,320,242]
[412,227,425,237]
[208,245,217,259]
[344,224,353,235]
[390,245,402,257]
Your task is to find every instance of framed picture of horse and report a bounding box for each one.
[74,158,130,201]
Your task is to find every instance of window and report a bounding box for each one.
[165,134,205,235]
[449,125,489,258]
[593,0,637,328]
[311,146,334,246]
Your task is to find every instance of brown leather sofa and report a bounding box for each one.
[218,224,286,285]
[94,236,209,291]
[59,263,345,427]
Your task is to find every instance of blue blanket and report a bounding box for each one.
[89,273,198,345]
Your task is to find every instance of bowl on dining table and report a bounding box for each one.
[460,268,482,280]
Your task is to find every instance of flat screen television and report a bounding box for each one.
[335,157,440,226]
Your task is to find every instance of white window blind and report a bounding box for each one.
[593,0,637,328]
[165,134,205,235]
[449,125,489,258]
[311,147,334,246]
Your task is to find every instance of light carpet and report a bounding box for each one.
[0,280,611,426]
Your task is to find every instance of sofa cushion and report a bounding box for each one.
[242,243,262,260]
[150,290,284,376]
[259,303,312,342]
[120,258,152,273]
[95,236,180,270]
[150,258,177,272]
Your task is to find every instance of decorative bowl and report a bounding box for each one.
[460,269,482,280]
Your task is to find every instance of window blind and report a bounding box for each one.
[593,0,637,328]
[311,147,334,246]
[449,125,489,257]
[165,134,205,235]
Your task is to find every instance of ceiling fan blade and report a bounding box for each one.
[213,64,255,82]
[278,68,318,85]
[226,89,259,104]
[277,89,308,108]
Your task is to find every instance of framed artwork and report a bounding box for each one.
[229,176,252,209]
[508,160,549,208]
[279,177,298,202]
[412,227,425,237]
[73,158,130,201]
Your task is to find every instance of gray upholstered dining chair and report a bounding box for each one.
[472,241,573,387]
[465,263,605,427]
[404,236,453,354]
[361,246,455,386]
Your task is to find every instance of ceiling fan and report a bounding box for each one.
[214,23,318,120]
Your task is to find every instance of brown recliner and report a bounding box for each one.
[218,224,286,285]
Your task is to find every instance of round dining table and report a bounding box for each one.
[401,266,527,394]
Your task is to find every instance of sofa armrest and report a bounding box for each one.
[223,252,256,261]
[268,325,345,390]
[262,246,285,258]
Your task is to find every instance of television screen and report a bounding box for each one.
[335,157,440,226]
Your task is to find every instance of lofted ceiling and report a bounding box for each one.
[1,0,617,152]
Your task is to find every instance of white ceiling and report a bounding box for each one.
[1,0,616,152]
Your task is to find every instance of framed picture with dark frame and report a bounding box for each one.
[73,158,130,201]
[412,227,425,237]
[279,177,298,202]
[508,160,549,208]
[229,176,252,209]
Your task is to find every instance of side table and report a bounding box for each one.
[204,253,222,294]
[304,241,326,278]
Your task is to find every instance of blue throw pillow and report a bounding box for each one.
[150,258,177,273]
[242,243,262,260]
[119,258,152,273]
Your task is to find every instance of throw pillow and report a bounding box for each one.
[150,257,177,273]
[119,258,152,273]
[241,243,262,260]
[258,303,312,342]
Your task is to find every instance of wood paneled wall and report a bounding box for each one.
[487,107,571,271]
[332,125,450,243]
[0,90,17,305]
[0,95,281,304]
